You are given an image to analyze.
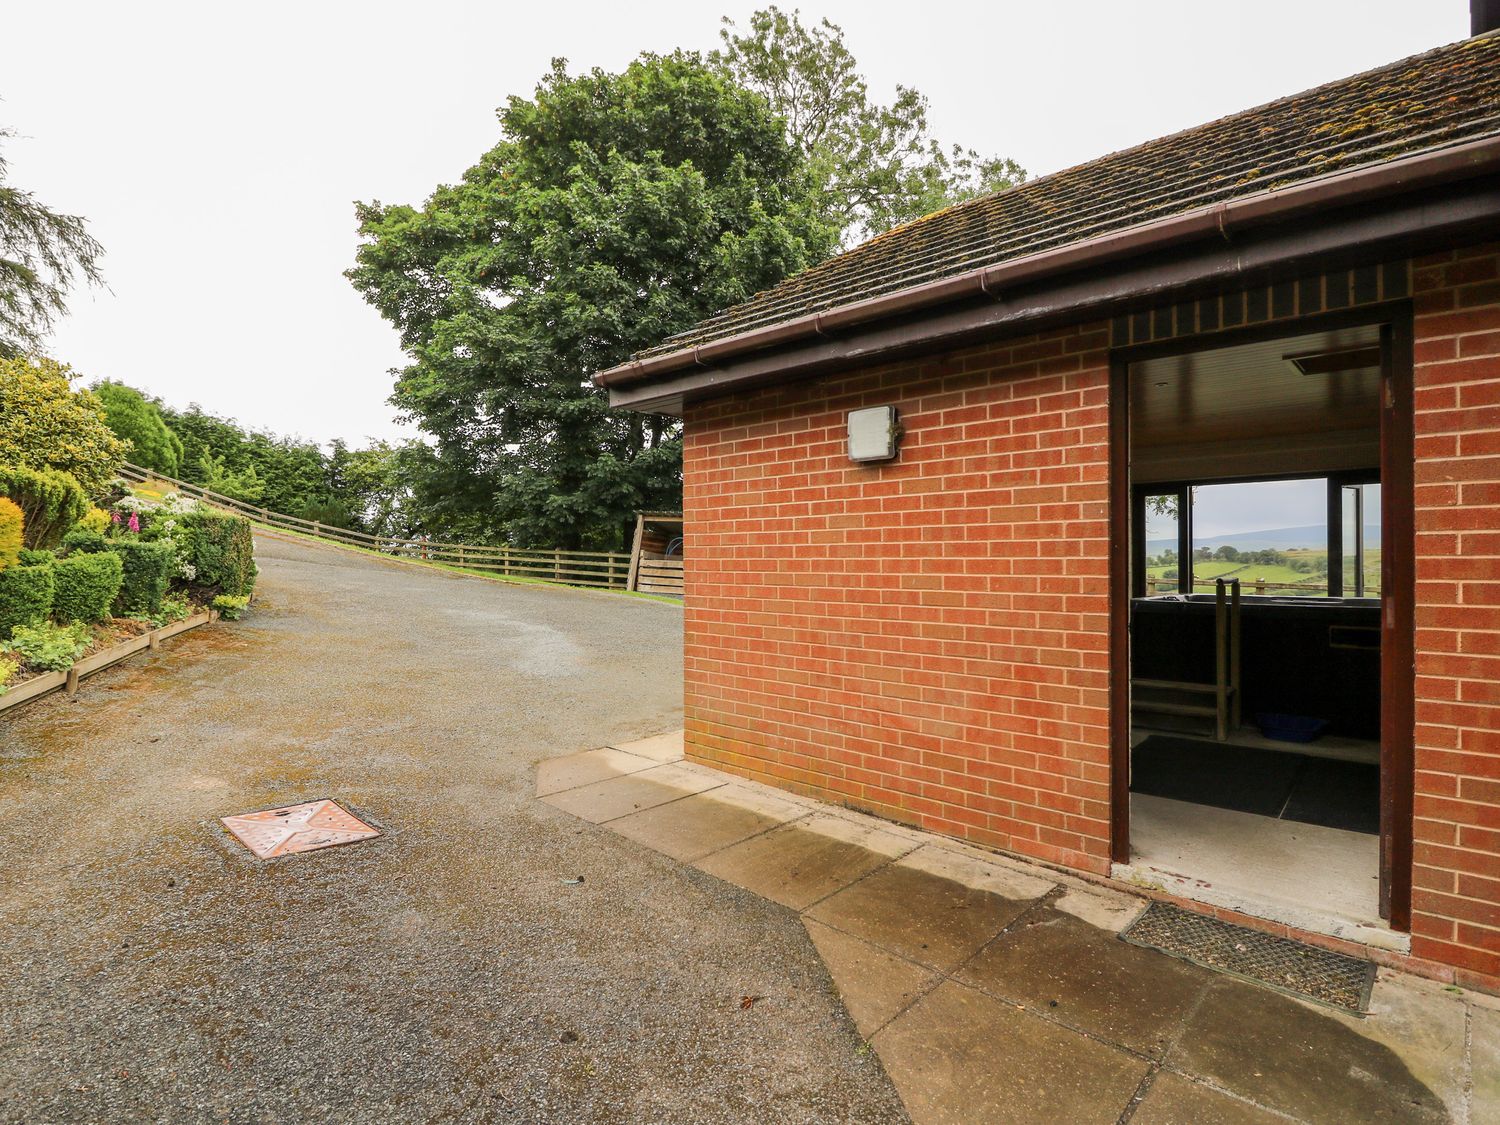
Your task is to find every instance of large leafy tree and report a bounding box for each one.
[93,381,184,476]
[347,52,836,549]
[0,130,104,358]
[713,7,1025,245]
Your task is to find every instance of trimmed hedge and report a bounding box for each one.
[0,563,55,638]
[0,465,89,549]
[61,527,109,554]
[177,510,256,597]
[0,497,20,571]
[53,550,125,624]
[112,540,175,616]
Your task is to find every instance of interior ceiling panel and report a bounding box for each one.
[1130,326,1382,449]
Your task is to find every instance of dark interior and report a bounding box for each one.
[1132,597,1381,739]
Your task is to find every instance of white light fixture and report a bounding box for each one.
[847,405,902,463]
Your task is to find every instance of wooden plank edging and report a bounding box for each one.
[0,611,215,717]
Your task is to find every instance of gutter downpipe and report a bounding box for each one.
[595,134,1500,389]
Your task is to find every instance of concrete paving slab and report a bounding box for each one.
[957,903,1211,1058]
[535,746,656,796]
[1473,1003,1500,1123]
[612,730,685,763]
[1130,1072,1286,1125]
[804,845,1052,972]
[539,763,724,824]
[873,979,1149,1125]
[608,784,810,862]
[1053,884,1147,933]
[693,813,916,910]
[1343,970,1471,1121]
[803,919,938,1040]
[1170,976,1448,1123]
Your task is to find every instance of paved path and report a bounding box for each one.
[0,536,904,1123]
[542,736,1500,1125]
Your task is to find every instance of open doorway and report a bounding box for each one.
[1110,317,1413,947]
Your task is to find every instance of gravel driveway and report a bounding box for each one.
[0,535,903,1123]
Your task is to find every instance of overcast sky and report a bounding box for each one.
[4,1,1469,449]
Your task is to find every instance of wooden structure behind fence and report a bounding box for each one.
[117,463,632,590]
[626,512,684,597]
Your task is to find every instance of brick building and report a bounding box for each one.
[596,26,1500,988]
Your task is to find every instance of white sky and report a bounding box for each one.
[3,1,1469,449]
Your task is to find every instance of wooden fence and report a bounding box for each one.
[116,463,633,591]
[635,557,685,597]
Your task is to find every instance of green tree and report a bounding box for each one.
[713,7,1024,245]
[0,354,125,496]
[327,439,422,538]
[196,450,265,504]
[161,404,341,520]
[347,52,836,548]
[92,381,184,476]
[0,130,105,358]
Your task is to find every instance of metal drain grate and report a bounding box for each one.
[221,799,381,858]
[1121,901,1376,1013]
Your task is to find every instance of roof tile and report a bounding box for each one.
[637,34,1500,362]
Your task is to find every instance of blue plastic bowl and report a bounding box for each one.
[1254,713,1329,743]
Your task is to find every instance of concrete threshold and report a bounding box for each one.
[1118,793,1406,954]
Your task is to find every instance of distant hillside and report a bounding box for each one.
[1147,523,1382,553]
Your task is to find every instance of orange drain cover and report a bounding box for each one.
[221,799,380,858]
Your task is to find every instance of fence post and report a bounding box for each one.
[458,545,466,567]
[1255,579,1266,596]
[554,549,561,581]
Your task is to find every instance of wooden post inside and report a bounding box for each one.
[626,514,646,592]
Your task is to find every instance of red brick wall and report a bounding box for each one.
[679,248,1500,981]
[1411,243,1500,983]
[681,324,1114,874]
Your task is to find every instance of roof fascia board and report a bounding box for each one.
[598,134,1500,394]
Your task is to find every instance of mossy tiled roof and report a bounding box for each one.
[638,34,1500,362]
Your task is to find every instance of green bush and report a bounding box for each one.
[0,562,55,637]
[17,548,54,566]
[3,621,91,671]
[176,510,256,597]
[111,540,175,616]
[0,355,127,497]
[52,550,124,624]
[0,497,22,571]
[149,594,193,627]
[61,527,109,554]
[211,594,251,620]
[0,465,90,549]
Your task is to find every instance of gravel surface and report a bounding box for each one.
[0,535,905,1124]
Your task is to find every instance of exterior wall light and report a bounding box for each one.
[847,405,904,463]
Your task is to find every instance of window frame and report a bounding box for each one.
[1133,469,1379,599]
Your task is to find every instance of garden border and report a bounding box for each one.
[0,609,217,716]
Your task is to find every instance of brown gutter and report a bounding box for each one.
[595,133,1500,389]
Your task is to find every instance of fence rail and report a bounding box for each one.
[117,463,632,590]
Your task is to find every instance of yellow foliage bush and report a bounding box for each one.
[76,507,110,534]
[0,355,127,497]
[0,497,22,571]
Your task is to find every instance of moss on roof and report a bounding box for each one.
[636,34,1500,363]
